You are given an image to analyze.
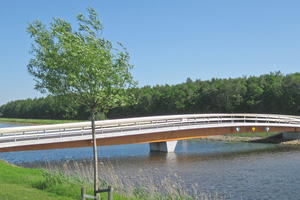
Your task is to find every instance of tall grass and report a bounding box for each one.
[44,159,228,200]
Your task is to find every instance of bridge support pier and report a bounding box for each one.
[149,140,178,152]
[283,132,300,140]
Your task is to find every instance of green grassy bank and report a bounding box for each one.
[0,160,137,200]
[0,160,76,200]
[225,131,280,138]
[0,118,86,125]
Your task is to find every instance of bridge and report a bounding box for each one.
[1,113,300,153]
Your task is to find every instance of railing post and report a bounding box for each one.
[108,185,113,200]
[81,187,86,200]
[97,184,101,200]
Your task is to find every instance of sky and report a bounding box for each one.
[1,0,300,106]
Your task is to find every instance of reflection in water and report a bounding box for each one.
[1,126,300,199]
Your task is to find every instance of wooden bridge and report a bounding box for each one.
[1,113,300,153]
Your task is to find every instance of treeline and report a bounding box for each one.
[1,72,300,120]
[0,97,90,120]
[108,71,300,118]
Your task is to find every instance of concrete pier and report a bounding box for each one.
[149,140,178,152]
[283,132,300,140]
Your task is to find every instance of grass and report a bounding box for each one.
[0,118,87,125]
[0,159,139,200]
[0,159,186,200]
[226,131,280,138]
[0,183,73,200]
[0,160,76,200]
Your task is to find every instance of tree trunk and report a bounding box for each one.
[91,108,100,199]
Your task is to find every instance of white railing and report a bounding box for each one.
[1,113,300,143]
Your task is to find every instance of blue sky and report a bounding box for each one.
[1,0,300,106]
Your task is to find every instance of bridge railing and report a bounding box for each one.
[1,113,300,143]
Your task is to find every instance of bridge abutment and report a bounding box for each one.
[149,140,178,152]
[283,132,300,140]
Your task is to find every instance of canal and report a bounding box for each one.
[1,123,300,199]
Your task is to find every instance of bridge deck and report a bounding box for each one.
[1,113,300,152]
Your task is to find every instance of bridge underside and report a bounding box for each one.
[1,125,299,153]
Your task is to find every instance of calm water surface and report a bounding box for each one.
[1,123,300,199]
[0,123,28,128]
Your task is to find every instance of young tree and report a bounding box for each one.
[27,6,136,199]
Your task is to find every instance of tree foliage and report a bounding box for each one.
[26,6,136,114]
[107,71,300,118]
[2,72,300,120]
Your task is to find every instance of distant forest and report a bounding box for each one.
[1,71,300,120]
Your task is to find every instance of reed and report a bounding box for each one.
[44,159,228,200]
[0,157,229,199]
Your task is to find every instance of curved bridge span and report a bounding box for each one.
[1,113,300,152]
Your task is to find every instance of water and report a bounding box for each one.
[1,123,300,199]
[0,123,28,128]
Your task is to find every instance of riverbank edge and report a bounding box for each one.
[201,132,300,145]
[0,159,78,200]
